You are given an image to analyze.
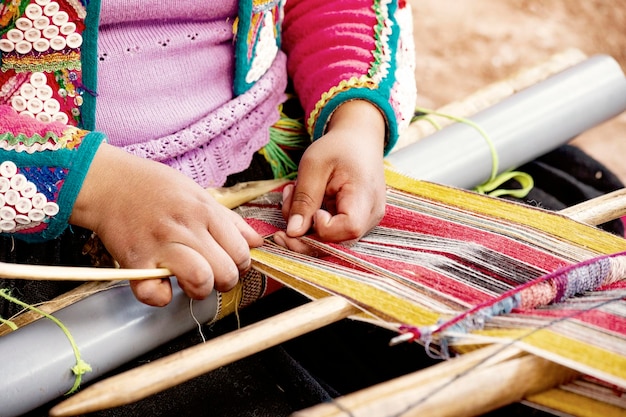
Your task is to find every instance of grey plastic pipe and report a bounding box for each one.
[386,55,626,189]
[0,281,218,417]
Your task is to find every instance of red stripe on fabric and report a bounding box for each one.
[380,204,569,271]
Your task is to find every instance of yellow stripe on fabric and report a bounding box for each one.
[527,388,626,417]
[251,248,440,326]
[385,168,626,255]
[475,328,626,387]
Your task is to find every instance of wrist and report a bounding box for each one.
[326,100,386,150]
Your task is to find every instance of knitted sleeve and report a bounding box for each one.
[282,0,417,153]
[0,105,103,242]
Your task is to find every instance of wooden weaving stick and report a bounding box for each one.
[48,191,626,417]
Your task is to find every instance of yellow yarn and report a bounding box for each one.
[528,388,626,417]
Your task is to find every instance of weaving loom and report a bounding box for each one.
[2,50,626,417]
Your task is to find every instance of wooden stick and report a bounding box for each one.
[559,188,626,226]
[0,262,171,281]
[291,347,578,417]
[48,295,358,417]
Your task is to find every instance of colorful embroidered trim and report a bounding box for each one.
[233,0,285,95]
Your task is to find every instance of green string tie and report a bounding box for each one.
[412,107,534,198]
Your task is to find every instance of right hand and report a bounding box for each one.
[70,143,263,306]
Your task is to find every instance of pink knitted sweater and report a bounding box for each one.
[0,0,416,241]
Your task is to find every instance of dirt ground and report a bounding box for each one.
[408,0,626,183]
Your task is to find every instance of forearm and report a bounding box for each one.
[283,0,417,152]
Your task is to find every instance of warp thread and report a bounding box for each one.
[394,251,626,356]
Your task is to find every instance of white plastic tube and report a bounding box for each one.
[0,282,218,417]
[386,55,626,189]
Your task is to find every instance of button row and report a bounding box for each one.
[0,1,81,54]
[10,72,70,124]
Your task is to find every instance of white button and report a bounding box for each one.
[0,194,4,207]
[7,29,24,43]
[15,41,33,54]
[35,0,51,5]
[0,161,18,178]
[73,95,83,106]
[51,10,69,26]
[65,32,82,49]
[30,72,47,87]
[22,183,39,202]
[4,189,19,205]
[25,3,43,19]
[0,177,10,193]
[0,220,17,231]
[31,193,47,209]
[36,112,52,123]
[43,2,59,16]
[19,83,36,99]
[36,84,53,100]
[24,28,41,42]
[19,110,35,118]
[11,95,27,112]
[49,36,65,51]
[52,112,68,124]
[43,98,60,114]
[15,18,33,31]
[26,97,44,114]
[33,16,50,30]
[59,22,76,35]
[15,214,31,225]
[43,202,59,216]
[15,197,33,214]
[0,206,16,221]
[10,173,28,191]
[42,25,59,39]
[28,209,45,222]
[33,38,50,52]
[0,39,15,53]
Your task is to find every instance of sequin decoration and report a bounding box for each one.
[0,160,60,233]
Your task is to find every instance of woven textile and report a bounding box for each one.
[231,167,626,414]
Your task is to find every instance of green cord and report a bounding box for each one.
[0,289,91,394]
[0,315,18,330]
[412,107,534,198]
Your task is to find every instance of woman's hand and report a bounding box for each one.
[70,144,263,306]
[274,100,387,252]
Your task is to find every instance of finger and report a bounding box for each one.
[130,278,173,307]
[273,231,322,257]
[208,205,255,273]
[284,166,328,238]
[225,208,264,248]
[314,190,384,242]
[157,242,222,298]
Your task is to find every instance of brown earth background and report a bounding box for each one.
[407,0,626,183]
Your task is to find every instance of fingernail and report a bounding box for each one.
[287,214,303,235]
[273,233,286,247]
[282,184,293,204]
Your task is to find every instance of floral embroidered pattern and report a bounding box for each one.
[0,0,87,127]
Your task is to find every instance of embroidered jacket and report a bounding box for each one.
[0,0,416,242]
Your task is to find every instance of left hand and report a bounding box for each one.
[274,100,387,253]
